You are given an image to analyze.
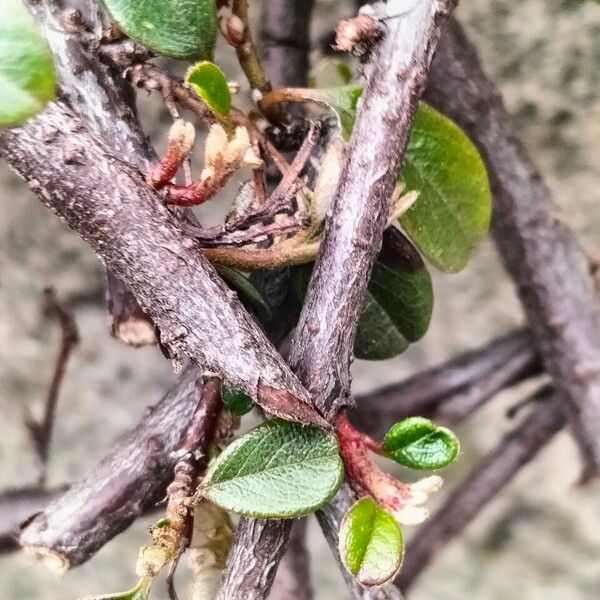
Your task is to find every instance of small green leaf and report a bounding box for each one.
[309,58,353,88]
[0,0,55,128]
[339,498,403,586]
[221,381,255,416]
[382,417,460,470]
[216,265,272,323]
[82,578,151,600]
[186,61,231,116]
[400,103,492,272]
[202,419,344,518]
[102,0,217,60]
[292,229,433,360]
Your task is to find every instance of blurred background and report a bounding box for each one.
[1,0,599,598]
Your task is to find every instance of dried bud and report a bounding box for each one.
[168,119,196,155]
[204,124,229,170]
[334,14,382,57]
[219,14,245,47]
[147,119,195,188]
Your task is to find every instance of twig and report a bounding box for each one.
[269,519,313,600]
[19,365,201,569]
[425,17,600,481]
[25,288,79,486]
[352,328,541,438]
[230,0,270,93]
[218,1,456,599]
[396,390,565,591]
[0,103,327,430]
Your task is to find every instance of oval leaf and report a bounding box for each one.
[382,417,460,470]
[221,381,255,416]
[186,61,231,116]
[400,103,492,272]
[339,498,403,586]
[202,419,343,518]
[102,0,217,60]
[292,229,433,360]
[0,0,55,128]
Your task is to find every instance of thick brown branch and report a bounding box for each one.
[425,17,600,481]
[353,328,541,438]
[0,103,326,430]
[19,365,201,569]
[395,391,565,591]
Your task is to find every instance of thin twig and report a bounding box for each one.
[25,288,79,487]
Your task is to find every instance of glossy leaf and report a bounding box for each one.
[221,381,255,416]
[186,61,231,116]
[339,498,403,586]
[202,419,344,518]
[102,0,217,60]
[292,229,433,360]
[82,578,150,600]
[0,0,55,128]
[216,265,272,323]
[382,417,460,470]
[400,103,492,272]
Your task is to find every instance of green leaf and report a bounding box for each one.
[309,58,353,88]
[221,381,255,416]
[382,417,460,470]
[102,0,217,60]
[292,229,433,360]
[186,61,230,116]
[400,103,492,272]
[216,265,272,323]
[339,498,403,586]
[82,578,151,600]
[0,0,55,128]
[202,419,344,518]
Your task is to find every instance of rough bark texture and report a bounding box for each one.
[269,519,313,600]
[396,393,566,591]
[0,103,325,430]
[19,365,200,568]
[288,0,458,420]
[353,328,540,438]
[425,17,600,480]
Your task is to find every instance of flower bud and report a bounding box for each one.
[219,14,245,47]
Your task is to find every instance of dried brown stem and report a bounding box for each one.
[396,390,565,591]
[25,288,79,486]
[425,17,600,481]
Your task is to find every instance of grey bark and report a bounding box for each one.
[425,17,600,481]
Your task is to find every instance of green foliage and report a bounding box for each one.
[186,61,231,116]
[382,417,460,470]
[221,381,255,416]
[216,266,272,323]
[202,419,343,518]
[300,84,490,272]
[400,103,492,272]
[339,498,403,586]
[0,0,55,128]
[82,578,150,600]
[102,0,216,60]
[292,229,433,360]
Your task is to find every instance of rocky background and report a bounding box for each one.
[1,0,599,598]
